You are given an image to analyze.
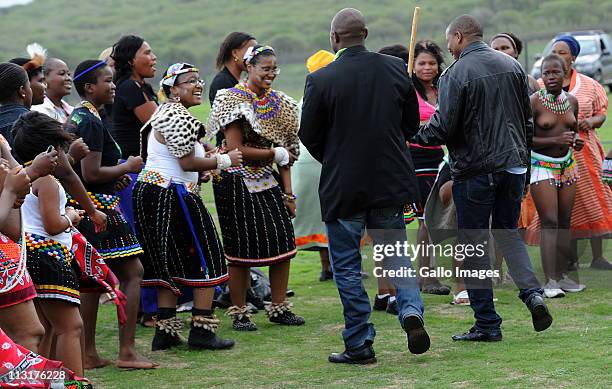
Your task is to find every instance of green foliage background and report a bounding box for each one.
[1,0,611,97]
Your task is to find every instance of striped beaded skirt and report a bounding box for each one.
[213,171,297,267]
[71,192,143,261]
[24,233,80,305]
[133,181,228,295]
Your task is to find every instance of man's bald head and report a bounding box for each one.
[330,8,368,52]
[446,15,483,40]
[445,15,483,59]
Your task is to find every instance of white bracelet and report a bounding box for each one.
[63,214,73,232]
[215,153,232,170]
[273,147,290,167]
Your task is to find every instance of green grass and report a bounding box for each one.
[84,185,612,388]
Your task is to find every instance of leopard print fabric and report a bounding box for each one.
[140,102,204,160]
[206,87,300,154]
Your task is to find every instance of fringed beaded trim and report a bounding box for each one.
[531,154,579,187]
[264,301,293,318]
[226,305,252,320]
[191,315,220,333]
[156,316,184,337]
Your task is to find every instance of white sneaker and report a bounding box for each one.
[543,280,566,298]
[558,275,586,293]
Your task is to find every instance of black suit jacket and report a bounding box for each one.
[299,45,420,222]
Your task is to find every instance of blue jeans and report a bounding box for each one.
[325,206,424,350]
[452,172,543,333]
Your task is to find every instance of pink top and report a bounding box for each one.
[411,91,442,151]
[417,90,436,122]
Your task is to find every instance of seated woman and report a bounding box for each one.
[134,63,241,351]
[13,111,86,376]
[66,59,153,369]
[529,54,584,298]
[208,45,304,331]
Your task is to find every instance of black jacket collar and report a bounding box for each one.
[459,40,488,59]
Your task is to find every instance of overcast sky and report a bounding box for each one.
[0,0,32,8]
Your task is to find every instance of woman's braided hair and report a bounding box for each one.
[0,62,28,103]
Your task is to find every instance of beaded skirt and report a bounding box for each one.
[25,232,80,305]
[213,171,297,267]
[71,192,143,261]
[133,181,228,295]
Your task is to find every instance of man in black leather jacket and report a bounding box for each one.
[412,15,553,342]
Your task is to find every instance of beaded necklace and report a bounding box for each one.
[537,88,571,115]
[80,100,101,120]
[233,83,282,120]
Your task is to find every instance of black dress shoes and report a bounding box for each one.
[373,295,389,311]
[402,315,430,354]
[452,327,502,342]
[526,294,553,332]
[329,343,377,364]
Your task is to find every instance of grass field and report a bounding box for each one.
[86,240,611,388]
[86,94,612,388]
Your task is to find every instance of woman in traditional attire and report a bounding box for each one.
[208,45,305,331]
[67,59,155,369]
[528,55,585,298]
[134,63,241,350]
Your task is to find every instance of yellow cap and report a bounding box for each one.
[306,50,335,73]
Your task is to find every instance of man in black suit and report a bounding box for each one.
[300,8,429,364]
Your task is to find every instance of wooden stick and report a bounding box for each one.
[407,6,421,75]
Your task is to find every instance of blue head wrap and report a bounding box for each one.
[554,35,581,57]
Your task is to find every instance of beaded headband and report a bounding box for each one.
[73,60,107,81]
[243,45,275,65]
[161,63,199,87]
[491,33,517,52]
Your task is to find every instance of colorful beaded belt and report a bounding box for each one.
[25,232,72,264]
[531,154,575,172]
[137,169,199,194]
[68,192,120,210]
